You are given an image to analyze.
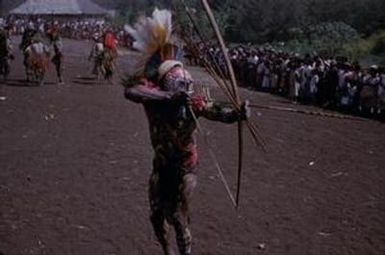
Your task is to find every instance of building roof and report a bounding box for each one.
[10,0,109,16]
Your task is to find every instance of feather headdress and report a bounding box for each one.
[125,8,183,80]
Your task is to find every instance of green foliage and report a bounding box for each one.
[224,0,385,44]
[172,0,230,42]
[341,30,385,61]
[111,9,136,26]
[280,40,318,56]
[174,1,209,40]
[308,22,359,56]
[371,32,385,54]
[277,22,359,56]
[342,39,373,61]
[2,0,385,62]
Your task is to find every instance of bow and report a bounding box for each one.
[178,0,266,209]
[200,0,244,208]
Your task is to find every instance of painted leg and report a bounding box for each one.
[149,172,176,255]
[172,173,197,255]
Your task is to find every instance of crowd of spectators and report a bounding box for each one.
[187,44,385,119]
[6,17,132,48]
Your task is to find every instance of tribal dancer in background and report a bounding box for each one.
[47,21,64,84]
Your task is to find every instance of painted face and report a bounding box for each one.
[163,66,194,95]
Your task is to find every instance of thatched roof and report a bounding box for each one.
[10,0,109,16]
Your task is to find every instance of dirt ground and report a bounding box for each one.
[0,37,384,255]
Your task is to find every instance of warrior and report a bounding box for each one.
[22,27,49,84]
[124,9,250,255]
[0,24,14,81]
[20,21,37,52]
[101,28,117,80]
[20,21,48,82]
[46,21,64,84]
[88,33,105,80]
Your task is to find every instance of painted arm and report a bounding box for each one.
[195,96,250,124]
[124,79,174,103]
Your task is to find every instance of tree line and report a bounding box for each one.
[3,0,384,42]
[2,0,385,59]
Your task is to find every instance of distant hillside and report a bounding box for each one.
[93,0,122,9]
[1,0,24,15]
[0,0,117,15]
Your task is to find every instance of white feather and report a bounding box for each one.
[125,8,173,53]
[124,8,175,75]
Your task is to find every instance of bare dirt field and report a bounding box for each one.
[1,37,384,255]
